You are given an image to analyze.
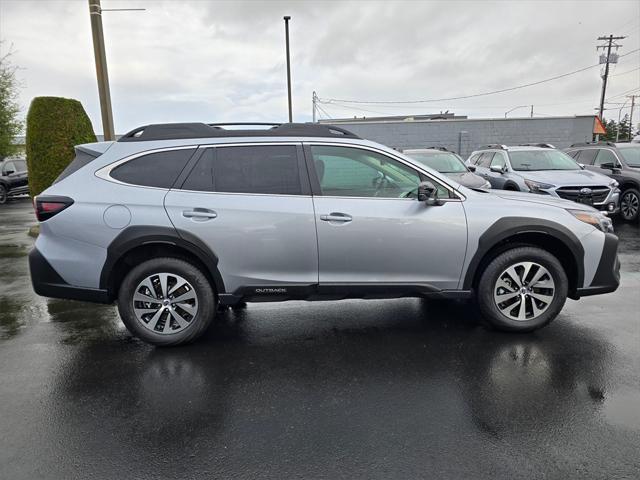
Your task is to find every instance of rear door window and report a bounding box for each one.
[111,148,195,188]
[181,145,306,195]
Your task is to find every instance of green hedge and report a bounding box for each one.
[25,97,97,196]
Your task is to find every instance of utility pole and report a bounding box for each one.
[312,91,317,123]
[88,0,115,140]
[530,105,534,118]
[283,16,293,123]
[628,95,637,141]
[597,35,625,121]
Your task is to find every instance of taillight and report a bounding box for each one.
[34,196,74,221]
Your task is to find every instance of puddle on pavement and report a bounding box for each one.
[0,297,26,339]
[0,244,29,258]
[45,299,123,344]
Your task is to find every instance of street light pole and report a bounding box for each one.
[284,16,293,123]
[504,105,528,118]
[88,0,115,140]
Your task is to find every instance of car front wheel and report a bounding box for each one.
[620,188,640,222]
[117,257,216,346]
[0,184,7,204]
[477,247,568,332]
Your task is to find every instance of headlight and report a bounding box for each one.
[481,180,492,189]
[524,179,555,193]
[567,209,614,233]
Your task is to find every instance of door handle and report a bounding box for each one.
[182,208,217,219]
[320,212,352,222]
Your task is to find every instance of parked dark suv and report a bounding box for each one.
[565,142,640,221]
[0,157,29,204]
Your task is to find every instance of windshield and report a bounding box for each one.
[618,146,640,167]
[405,151,467,173]
[509,150,581,171]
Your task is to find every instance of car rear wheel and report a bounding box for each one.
[0,184,7,204]
[620,188,640,222]
[477,247,568,332]
[117,257,216,346]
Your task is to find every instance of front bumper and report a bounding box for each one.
[29,247,111,304]
[542,187,620,214]
[574,233,620,298]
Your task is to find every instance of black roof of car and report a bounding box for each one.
[118,122,361,142]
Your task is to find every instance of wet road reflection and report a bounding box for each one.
[1,198,639,479]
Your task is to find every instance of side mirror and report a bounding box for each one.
[599,162,619,171]
[578,163,585,169]
[4,169,15,175]
[467,165,477,172]
[417,181,442,206]
[490,165,505,174]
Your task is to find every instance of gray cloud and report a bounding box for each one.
[1,0,638,134]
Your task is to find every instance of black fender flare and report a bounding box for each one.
[462,217,585,290]
[100,225,226,295]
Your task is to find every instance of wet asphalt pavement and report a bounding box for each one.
[1,197,639,479]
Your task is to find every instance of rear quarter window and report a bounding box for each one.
[54,150,97,184]
[111,148,195,188]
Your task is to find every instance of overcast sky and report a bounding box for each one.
[1,0,639,134]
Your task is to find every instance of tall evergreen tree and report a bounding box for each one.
[0,45,23,159]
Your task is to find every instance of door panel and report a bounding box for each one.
[165,191,318,292]
[313,197,467,288]
[165,144,318,293]
[306,144,467,289]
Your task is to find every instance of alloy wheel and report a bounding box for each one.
[493,261,555,321]
[621,191,639,221]
[132,273,198,334]
[0,185,7,204]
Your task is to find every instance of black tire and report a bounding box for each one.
[504,183,519,191]
[476,247,568,332]
[0,184,7,204]
[620,188,640,222]
[117,257,216,346]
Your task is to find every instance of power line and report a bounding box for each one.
[611,65,640,76]
[606,87,640,101]
[318,48,640,107]
[319,63,602,105]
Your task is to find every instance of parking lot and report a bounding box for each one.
[0,196,639,479]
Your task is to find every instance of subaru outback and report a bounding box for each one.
[29,123,620,346]
[467,144,620,213]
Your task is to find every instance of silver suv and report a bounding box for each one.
[29,123,620,346]
[467,144,620,213]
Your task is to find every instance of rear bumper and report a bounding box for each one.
[574,233,620,298]
[29,247,111,304]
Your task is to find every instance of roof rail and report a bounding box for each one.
[118,122,361,142]
[481,144,507,150]
[519,143,556,148]
[569,141,616,148]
